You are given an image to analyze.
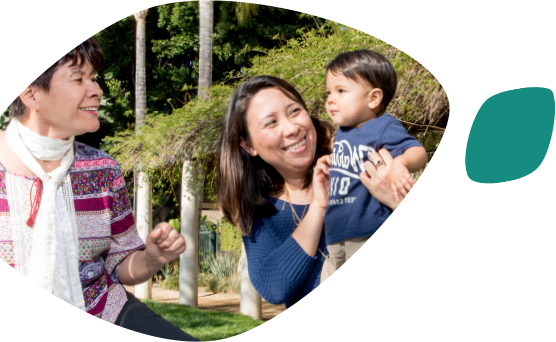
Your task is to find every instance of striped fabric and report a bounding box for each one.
[0,142,145,322]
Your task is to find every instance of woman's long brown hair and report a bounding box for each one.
[217,76,334,236]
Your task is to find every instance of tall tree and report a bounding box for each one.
[134,10,148,131]
[179,0,214,308]
[133,9,153,300]
[198,0,213,99]
[233,2,259,27]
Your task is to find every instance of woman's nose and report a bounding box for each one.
[283,117,300,137]
[87,81,103,99]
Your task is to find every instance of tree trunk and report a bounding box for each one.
[198,0,213,100]
[133,9,152,300]
[134,10,148,131]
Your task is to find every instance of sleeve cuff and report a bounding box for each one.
[273,235,318,283]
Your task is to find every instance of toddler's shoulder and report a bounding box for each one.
[379,113,403,128]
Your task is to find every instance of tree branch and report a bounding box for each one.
[397,118,445,131]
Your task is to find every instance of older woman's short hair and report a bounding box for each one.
[8,37,105,119]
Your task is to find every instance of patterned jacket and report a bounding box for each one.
[0,142,145,323]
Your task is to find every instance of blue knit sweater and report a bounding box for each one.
[242,197,328,308]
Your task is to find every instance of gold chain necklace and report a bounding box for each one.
[283,184,308,226]
[283,184,327,258]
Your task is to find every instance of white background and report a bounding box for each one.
[255,1,556,342]
[1,0,555,341]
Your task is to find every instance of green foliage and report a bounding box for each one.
[160,272,214,291]
[0,109,10,131]
[206,272,241,294]
[198,272,213,287]
[219,220,242,253]
[199,258,212,275]
[141,299,263,341]
[208,252,240,279]
[93,2,326,130]
[106,85,233,194]
[159,274,180,291]
[169,218,180,233]
[107,19,448,194]
[160,258,180,280]
[243,24,448,128]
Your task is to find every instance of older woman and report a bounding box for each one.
[218,76,399,308]
[0,38,197,341]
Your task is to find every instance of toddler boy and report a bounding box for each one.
[321,50,428,282]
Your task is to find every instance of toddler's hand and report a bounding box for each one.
[388,159,416,202]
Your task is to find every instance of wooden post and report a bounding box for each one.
[240,242,262,319]
[179,160,199,307]
[135,171,152,299]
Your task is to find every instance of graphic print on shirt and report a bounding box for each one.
[329,140,375,206]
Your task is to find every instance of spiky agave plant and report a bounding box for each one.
[208,252,240,279]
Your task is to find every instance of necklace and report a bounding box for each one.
[283,183,328,259]
[283,184,308,226]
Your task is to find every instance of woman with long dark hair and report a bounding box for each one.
[218,76,399,307]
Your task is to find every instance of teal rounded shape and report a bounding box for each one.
[466,87,554,183]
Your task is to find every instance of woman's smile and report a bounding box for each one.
[79,106,99,116]
[283,137,307,153]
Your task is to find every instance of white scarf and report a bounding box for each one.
[5,119,85,310]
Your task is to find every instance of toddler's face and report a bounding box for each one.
[325,70,376,128]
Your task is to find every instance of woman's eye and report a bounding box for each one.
[290,108,301,115]
[75,78,83,83]
[265,120,276,127]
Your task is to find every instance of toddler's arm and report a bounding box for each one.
[388,146,428,201]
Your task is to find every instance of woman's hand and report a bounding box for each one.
[360,149,401,210]
[144,222,186,266]
[312,155,331,211]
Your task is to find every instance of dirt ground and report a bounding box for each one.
[124,284,286,322]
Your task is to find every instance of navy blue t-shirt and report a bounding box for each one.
[324,114,422,245]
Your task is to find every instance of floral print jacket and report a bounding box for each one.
[0,142,145,323]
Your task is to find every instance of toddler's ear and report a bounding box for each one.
[367,88,383,112]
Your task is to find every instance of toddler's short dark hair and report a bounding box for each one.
[327,50,397,115]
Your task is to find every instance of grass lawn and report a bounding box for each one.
[141,299,263,341]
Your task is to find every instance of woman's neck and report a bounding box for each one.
[281,176,312,205]
[283,176,304,192]
[20,113,72,141]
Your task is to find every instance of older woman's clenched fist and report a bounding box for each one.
[144,222,187,265]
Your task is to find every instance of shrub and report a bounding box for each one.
[159,275,180,291]
[218,219,242,254]
[227,272,241,293]
[208,252,240,279]
[198,272,213,288]
[206,273,241,294]
[203,252,241,294]
[206,274,222,293]
[161,258,180,280]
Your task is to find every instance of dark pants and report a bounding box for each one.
[114,291,199,341]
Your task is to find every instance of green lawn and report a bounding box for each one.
[141,299,263,341]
